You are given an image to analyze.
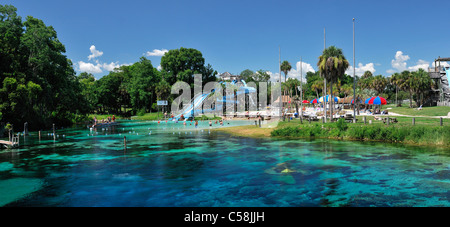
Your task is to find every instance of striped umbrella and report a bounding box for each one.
[302,100,309,104]
[365,96,387,105]
[310,98,319,104]
[351,99,361,104]
[319,95,340,103]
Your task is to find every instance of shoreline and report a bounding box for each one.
[213,118,450,148]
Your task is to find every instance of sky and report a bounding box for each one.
[4,0,450,81]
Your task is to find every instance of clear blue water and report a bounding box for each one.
[0,120,449,207]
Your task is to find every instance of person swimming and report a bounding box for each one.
[209,120,212,127]
[195,120,198,128]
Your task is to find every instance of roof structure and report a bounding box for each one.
[436,57,450,62]
[219,72,233,78]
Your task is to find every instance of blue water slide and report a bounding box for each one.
[170,92,211,120]
[169,79,257,120]
[445,68,450,85]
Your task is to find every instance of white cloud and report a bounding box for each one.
[346,62,376,77]
[287,61,316,81]
[102,62,122,71]
[267,61,315,82]
[76,45,131,74]
[391,51,410,72]
[432,61,450,68]
[267,71,281,82]
[387,51,430,74]
[78,61,103,74]
[145,49,168,57]
[157,65,162,71]
[407,59,429,71]
[87,45,103,60]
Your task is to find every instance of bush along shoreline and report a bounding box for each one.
[270,118,450,147]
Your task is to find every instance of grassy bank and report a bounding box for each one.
[271,118,450,147]
[214,125,274,138]
[386,105,450,117]
[130,112,160,121]
[213,116,450,147]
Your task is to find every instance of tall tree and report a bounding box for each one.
[389,72,403,106]
[411,68,433,107]
[398,70,415,108]
[311,79,324,98]
[317,46,349,120]
[371,75,388,95]
[128,57,159,113]
[160,47,205,85]
[280,61,292,83]
[0,5,89,128]
[280,61,292,111]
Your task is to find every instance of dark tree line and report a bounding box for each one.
[0,5,88,130]
[0,4,218,131]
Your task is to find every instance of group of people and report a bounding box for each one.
[363,108,388,115]
[158,118,227,128]
[93,115,116,125]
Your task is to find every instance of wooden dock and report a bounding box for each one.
[0,135,19,148]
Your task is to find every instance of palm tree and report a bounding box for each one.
[389,72,404,106]
[280,61,292,111]
[412,68,433,107]
[317,46,349,121]
[280,61,292,82]
[311,79,324,98]
[398,70,415,108]
[371,75,388,96]
[341,83,352,101]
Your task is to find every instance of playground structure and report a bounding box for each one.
[170,79,258,120]
[428,57,450,106]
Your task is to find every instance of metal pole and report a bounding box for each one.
[300,56,303,118]
[279,46,282,120]
[323,28,327,123]
[353,18,356,122]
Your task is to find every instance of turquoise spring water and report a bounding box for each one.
[0,120,449,207]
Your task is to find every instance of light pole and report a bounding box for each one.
[323,27,327,123]
[279,46,282,119]
[353,18,356,122]
[300,56,303,118]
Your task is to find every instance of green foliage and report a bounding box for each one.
[90,48,217,117]
[0,4,89,130]
[160,47,216,85]
[136,108,146,116]
[336,118,348,131]
[280,61,292,82]
[272,122,450,147]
